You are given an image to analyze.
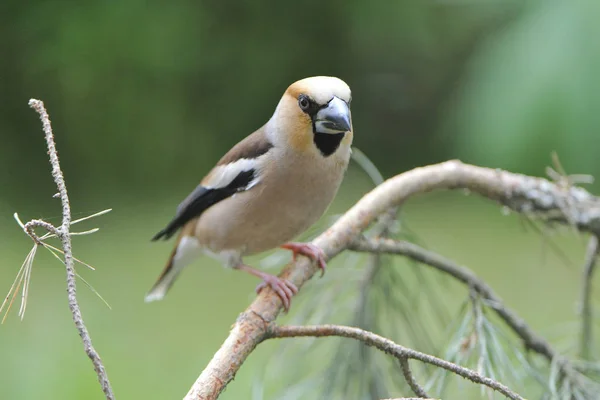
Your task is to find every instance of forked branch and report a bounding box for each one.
[349,236,558,361]
[349,236,585,391]
[268,324,523,400]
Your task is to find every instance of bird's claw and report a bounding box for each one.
[255,275,298,312]
[281,242,327,277]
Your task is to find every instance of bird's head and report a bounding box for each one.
[269,76,353,157]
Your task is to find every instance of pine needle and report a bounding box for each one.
[1,245,38,323]
[71,208,112,226]
[41,245,110,309]
[75,272,112,310]
[18,244,37,320]
[2,208,112,322]
[41,242,96,271]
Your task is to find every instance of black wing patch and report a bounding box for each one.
[151,169,255,241]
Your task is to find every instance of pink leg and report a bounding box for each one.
[235,264,298,311]
[281,242,327,277]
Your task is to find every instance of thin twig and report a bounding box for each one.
[185,160,600,399]
[268,324,524,400]
[349,236,578,385]
[580,235,599,360]
[399,357,429,398]
[28,99,114,400]
[24,219,57,245]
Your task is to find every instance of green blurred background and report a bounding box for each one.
[1,0,599,399]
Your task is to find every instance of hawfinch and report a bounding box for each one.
[146,76,353,310]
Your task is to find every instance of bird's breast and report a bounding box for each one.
[194,147,350,257]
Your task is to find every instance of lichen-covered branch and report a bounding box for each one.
[28,99,115,400]
[269,324,523,400]
[185,160,600,400]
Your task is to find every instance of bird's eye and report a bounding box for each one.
[298,95,310,111]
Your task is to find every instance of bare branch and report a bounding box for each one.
[580,235,599,360]
[28,100,71,230]
[28,99,115,400]
[399,357,429,398]
[184,160,600,399]
[24,219,58,245]
[269,324,523,400]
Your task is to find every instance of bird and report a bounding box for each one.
[146,76,353,310]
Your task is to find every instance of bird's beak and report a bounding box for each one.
[314,96,351,134]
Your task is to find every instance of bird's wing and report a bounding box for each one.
[151,127,273,241]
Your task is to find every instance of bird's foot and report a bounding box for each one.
[255,274,298,311]
[281,242,327,277]
[235,263,298,311]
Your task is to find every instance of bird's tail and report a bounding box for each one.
[145,234,202,303]
[144,247,182,302]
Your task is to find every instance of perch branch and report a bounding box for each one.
[185,160,600,400]
[268,324,523,400]
[580,235,599,359]
[28,99,114,400]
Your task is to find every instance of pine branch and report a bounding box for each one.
[184,160,600,399]
[268,324,523,400]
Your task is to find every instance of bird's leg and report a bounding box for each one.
[234,263,298,311]
[280,242,327,277]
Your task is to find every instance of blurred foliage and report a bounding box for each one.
[446,0,600,179]
[2,0,600,399]
[1,0,523,206]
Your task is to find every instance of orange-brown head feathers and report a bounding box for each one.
[286,76,352,106]
[267,76,353,156]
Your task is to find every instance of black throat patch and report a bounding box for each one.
[313,131,345,157]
